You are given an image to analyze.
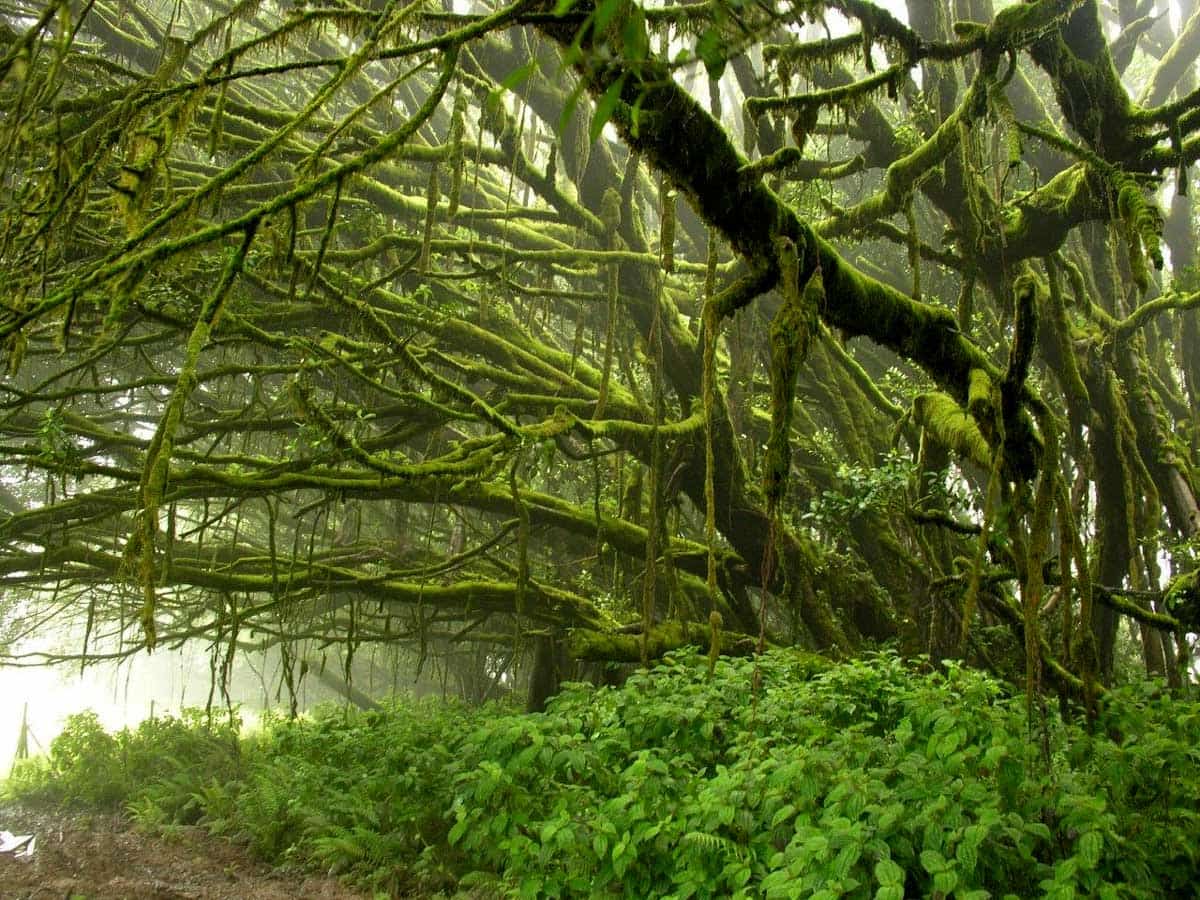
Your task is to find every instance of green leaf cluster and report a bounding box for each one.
[801,452,915,535]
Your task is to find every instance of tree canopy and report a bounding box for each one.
[1,0,1199,705]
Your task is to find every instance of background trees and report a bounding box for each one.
[1,0,1198,706]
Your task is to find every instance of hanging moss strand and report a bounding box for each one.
[446,89,467,220]
[594,188,622,419]
[704,228,718,304]
[702,299,720,612]
[956,275,975,332]
[659,176,675,273]
[642,283,665,666]
[208,58,232,158]
[961,420,1003,646]
[1023,418,1057,714]
[420,165,440,273]
[905,199,922,301]
[764,236,820,513]
[306,175,343,295]
[510,459,530,616]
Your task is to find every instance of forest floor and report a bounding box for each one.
[0,804,373,899]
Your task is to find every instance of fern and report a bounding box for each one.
[680,829,741,858]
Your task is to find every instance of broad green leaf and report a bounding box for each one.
[1024,821,1053,843]
[771,803,797,828]
[620,6,649,61]
[590,75,626,143]
[874,858,903,886]
[937,729,963,758]
[933,868,959,895]
[695,27,726,79]
[955,838,978,874]
[558,80,586,137]
[920,848,948,874]
[613,837,631,878]
[496,60,538,96]
[981,744,1006,771]
[593,0,624,36]
[803,833,830,860]
[613,833,629,860]
[962,823,988,850]
[1078,830,1103,870]
[831,844,861,879]
[492,811,509,836]
[732,864,752,888]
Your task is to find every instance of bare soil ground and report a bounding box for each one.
[0,805,372,900]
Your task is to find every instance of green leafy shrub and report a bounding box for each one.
[6,654,1200,899]
[6,710,126,806]
[4,708,240,816]
[445,652,1200,899]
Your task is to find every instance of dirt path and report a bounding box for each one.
[0,805,372,899]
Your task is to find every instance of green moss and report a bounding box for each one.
[1043,260,1092,420]
[1001,275,1039,451]
[1023,1,1143,161]
[445,90,467,219]
[988,0,1072,48]
[765,238,820,510]
[913,392,992,471]
[821,68,987,238]
[1164,570,1200,627]
[967,368,994,426]
[565,622,832,668]
[1115,177,1164,293]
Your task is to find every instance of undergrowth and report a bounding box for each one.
[5,651,1199,899]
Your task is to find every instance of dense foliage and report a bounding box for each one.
[7,652,1199,898]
